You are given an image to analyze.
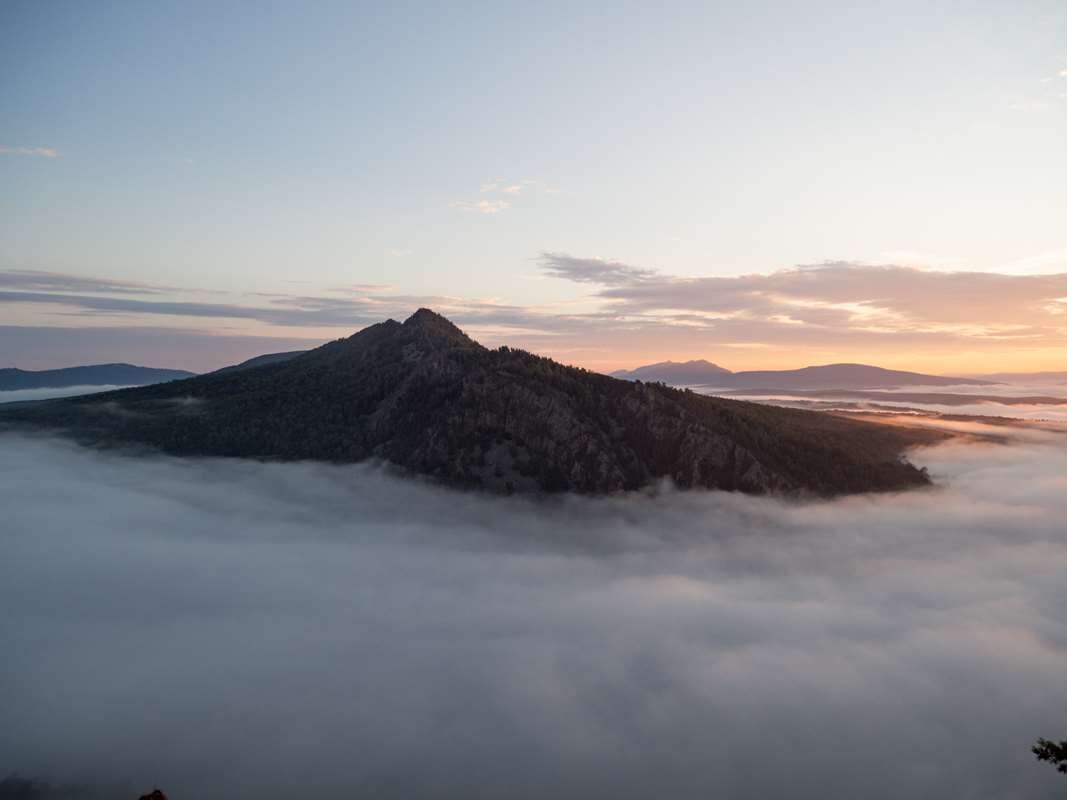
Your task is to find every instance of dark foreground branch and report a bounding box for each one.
[1033,738,1067,775]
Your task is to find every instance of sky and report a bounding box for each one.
[2,0,1066,373]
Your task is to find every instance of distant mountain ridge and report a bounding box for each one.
[0,363,195,391]
[718,388,1067,406]
[973,371,1067,384]
[611,359,731,383]
[613,361,993,389]
[0,310,943,496]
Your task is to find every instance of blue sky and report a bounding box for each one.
[2,1,1066,371]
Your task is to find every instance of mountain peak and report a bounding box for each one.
[402,308,478,347]
[405,307,446,324]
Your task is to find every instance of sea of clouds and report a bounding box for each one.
[2,428,1066,798]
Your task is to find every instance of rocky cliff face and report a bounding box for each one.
[0,309,944,496]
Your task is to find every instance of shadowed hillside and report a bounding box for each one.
[0,310,944,496]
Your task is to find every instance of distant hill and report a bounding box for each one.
[974,371,1067,384]
[0,310,943,497]
[613,361,993,390]
[611,359,732,384]
[212,350,307,374]
[718,388,1067,406]
[721,364,994,390]
[0,363,195,391]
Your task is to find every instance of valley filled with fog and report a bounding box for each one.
[6,2,1067,796]
[3,420,1066,799]
[0,385,138,403]
[715,378,1067,423]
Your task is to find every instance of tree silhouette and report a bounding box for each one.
[1033,738,1067,775]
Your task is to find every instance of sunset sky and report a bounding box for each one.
[2,0,1066,373]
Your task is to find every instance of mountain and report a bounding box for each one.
[0,310,944,496]
[611,359,732,384]
[0,363,195,391]
[719,388,1067,406]
[212,350,308,374]
[614,361,993,390]
[974,371,1067,384]
[721,364,994,390]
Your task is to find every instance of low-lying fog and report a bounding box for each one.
[2,429,1066,799]
[717,379,1067,422]
[0,385,136,404]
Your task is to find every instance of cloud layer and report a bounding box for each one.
[540,253,1067,339]
[3,252,1067,372]
[2,432,1066,798]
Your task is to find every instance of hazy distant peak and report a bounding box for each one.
[722,363,993,389]
[613,359,993,389]
[797,363,914,373]
[0,363,195,391]
[652,358,728,370]
[611,359,732,383]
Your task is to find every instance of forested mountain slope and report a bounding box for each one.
[0,310,943,495]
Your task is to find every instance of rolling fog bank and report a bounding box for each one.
[2,432,1066,798]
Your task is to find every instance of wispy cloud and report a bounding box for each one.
[0,270,176,295]
[540,252,657,286]
[0,277,528,332]
[0,145,59,158]
[453,179,557,214]
[0,289,386,328]
[449,199,511,215]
